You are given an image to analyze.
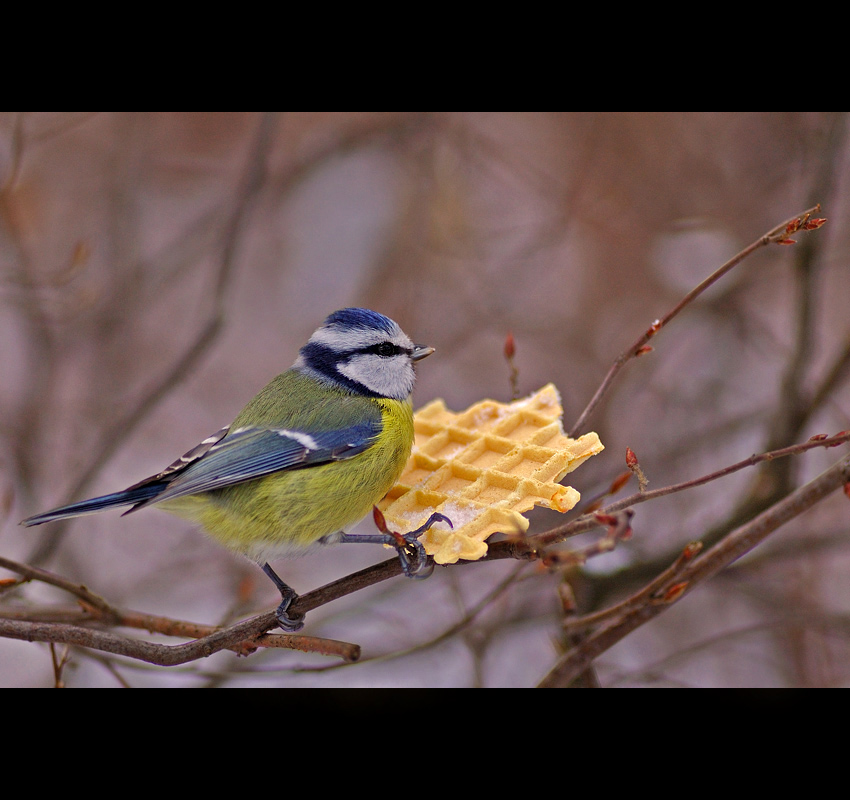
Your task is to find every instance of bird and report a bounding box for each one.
[21,307,449,631]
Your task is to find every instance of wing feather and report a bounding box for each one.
[129,420,380,508]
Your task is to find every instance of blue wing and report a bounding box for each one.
[21,420,381,525]
[126,420,381,509]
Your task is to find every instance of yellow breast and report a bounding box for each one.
[160,398,414,563]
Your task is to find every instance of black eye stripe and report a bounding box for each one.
[359,342,409,357]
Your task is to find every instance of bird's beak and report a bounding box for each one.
[412,344,435,361]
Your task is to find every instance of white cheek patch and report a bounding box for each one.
[338,353,415,400]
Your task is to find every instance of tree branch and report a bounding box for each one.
[538,452,850,687]
[568,205,825,437]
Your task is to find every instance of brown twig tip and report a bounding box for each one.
[625,447,649,492]
[771,208,827,245]
[542,509,634,569]
[785,210,827,234]
[681,541,703,561]
[504,331,520,399]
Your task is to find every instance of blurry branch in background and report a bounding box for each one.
[567,205,827,438]
[533,168,850,683]
[701,113,848,542]
[270,112,435,196]
[1,114,67,501]
[569,115,849,621]
[529,118,850,682]
[24,114,278,566]
[538,453,850,687]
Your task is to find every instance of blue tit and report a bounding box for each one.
[21,308,449,631]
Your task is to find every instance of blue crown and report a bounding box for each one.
[323,308,395,333]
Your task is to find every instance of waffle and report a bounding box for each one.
[378,384,604,564]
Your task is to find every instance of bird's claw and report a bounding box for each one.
[275,595,305,632]
[262,561,305,632]
[394,512,452,580]
[397,536,434,579]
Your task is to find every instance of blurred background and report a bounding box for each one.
[1,112,848,687]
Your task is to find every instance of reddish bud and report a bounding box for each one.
[635,345,654,357]
[372,505,388,533]
[625,447,638,468]
[804,217,827,230]
[682,541,703,560]
[827,431,850,448]
[646,319,661,338]
[661,582,689,603]
[504,331,516,360]
[609,471,632,494]
[593,512,619,527]
[777,238,797,245]
[785,218,801,234]
[844,482,850,501]
[808,433,828,442]
[583,499,603,514]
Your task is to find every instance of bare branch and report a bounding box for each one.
[568,205,825,437]
[538,452,850,687]
[534,430,850,548]
[0,554,360,664]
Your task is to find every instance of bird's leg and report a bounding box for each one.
[334,511,453,580]
[261,562,305,632]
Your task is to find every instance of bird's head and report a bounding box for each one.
[294,308,434,400]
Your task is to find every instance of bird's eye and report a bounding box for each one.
[376,342,398,357]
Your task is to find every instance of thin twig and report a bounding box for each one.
[538,452,850,687]
[533,429,850,548]
[0,554,360,663]
[560,542,703,632]
[0,606,363,667]
[568,205,825,437]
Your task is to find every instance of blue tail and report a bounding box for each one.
[20,483,165,527]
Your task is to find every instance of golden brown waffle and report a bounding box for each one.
[378,384,604,564]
